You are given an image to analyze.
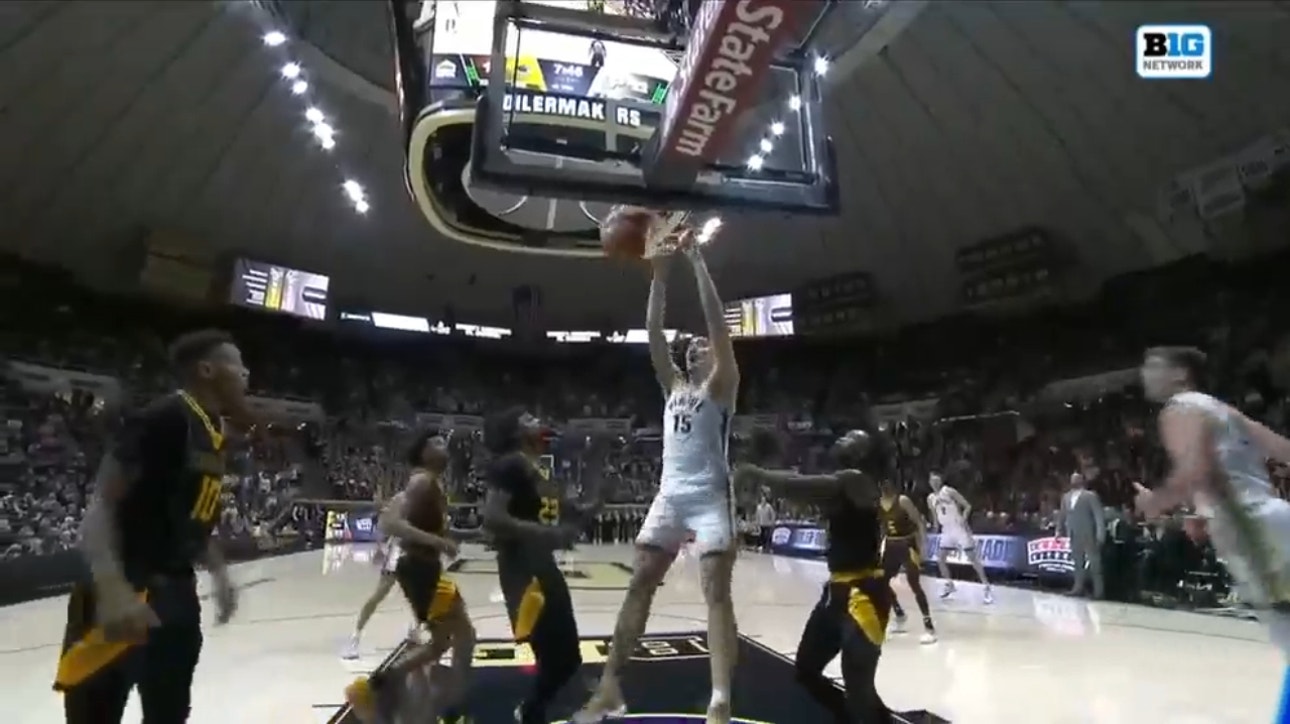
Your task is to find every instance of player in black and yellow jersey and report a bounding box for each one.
[879,479,937,644]
[736,429,895,723]
[54,330,247,723]
[344,431,475,724]
[481,407,602,724]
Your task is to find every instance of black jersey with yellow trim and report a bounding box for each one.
[879,496,918,539]
[113,391,227,581]
[824,471,883,575]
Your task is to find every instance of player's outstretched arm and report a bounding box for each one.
[683,240,738,402]
[734,463,830,500]
[646,255,678,392]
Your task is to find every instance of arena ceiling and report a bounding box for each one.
[2,1,1289,330]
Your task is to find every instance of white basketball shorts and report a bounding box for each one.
[938,524,976,551]
[1209,497,1290,656]
[636,483,734,556]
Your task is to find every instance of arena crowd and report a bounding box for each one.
[1,249,1288,609]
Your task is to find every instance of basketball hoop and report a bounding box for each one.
[612,205,692,258]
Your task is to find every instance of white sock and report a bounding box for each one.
[710,689,729,707]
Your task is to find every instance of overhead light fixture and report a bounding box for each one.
[770,121,785,136]
[788,95,802,111]
[312,123,335,144]
[250,6,372,226]
[813,56,829,77]
[747,155,764,171]
[759,139,774,154]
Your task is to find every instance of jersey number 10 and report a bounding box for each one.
[190,475,222,523]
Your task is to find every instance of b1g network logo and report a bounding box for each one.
[1135,24,1212,80]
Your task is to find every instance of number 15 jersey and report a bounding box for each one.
[660,385,732,495]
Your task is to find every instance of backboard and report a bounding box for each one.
[395,0,838,257]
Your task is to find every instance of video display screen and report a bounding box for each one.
[229,258,329,320]
[723,293,794,338]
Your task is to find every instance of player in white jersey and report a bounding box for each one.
[1135,346,1290,658]
[341,474,423,659]
[576,230,739,724]
[926,472,993,603]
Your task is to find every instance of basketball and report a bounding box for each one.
[601,207,655,259]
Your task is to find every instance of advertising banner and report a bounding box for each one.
[1026,536,1075,574]
[326,510,380,543]
[923,533,1029,572]
[768,523,1049,576]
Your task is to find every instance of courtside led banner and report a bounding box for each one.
[325,510,379,543]
[769,523,1064,577]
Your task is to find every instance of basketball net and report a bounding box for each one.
[614,205,692,258]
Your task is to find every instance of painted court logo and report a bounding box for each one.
[1135,24,1212,79]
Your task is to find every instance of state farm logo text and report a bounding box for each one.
[660,0,800,160]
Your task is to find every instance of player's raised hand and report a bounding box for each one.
[675,227,701,258]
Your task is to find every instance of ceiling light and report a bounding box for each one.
[263,31,287,47]
[747,155,764,171]
[789,95,802,111]
[281,62,301,79]
[770,121,785,136]
[312,122,335,139]
[343,180,366,201]
[291,80,308,95]
[354,199,370,214]
[305,107,325,123]
[813,56,829,76]
[759,139,773,153]
[319,136,336,150]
